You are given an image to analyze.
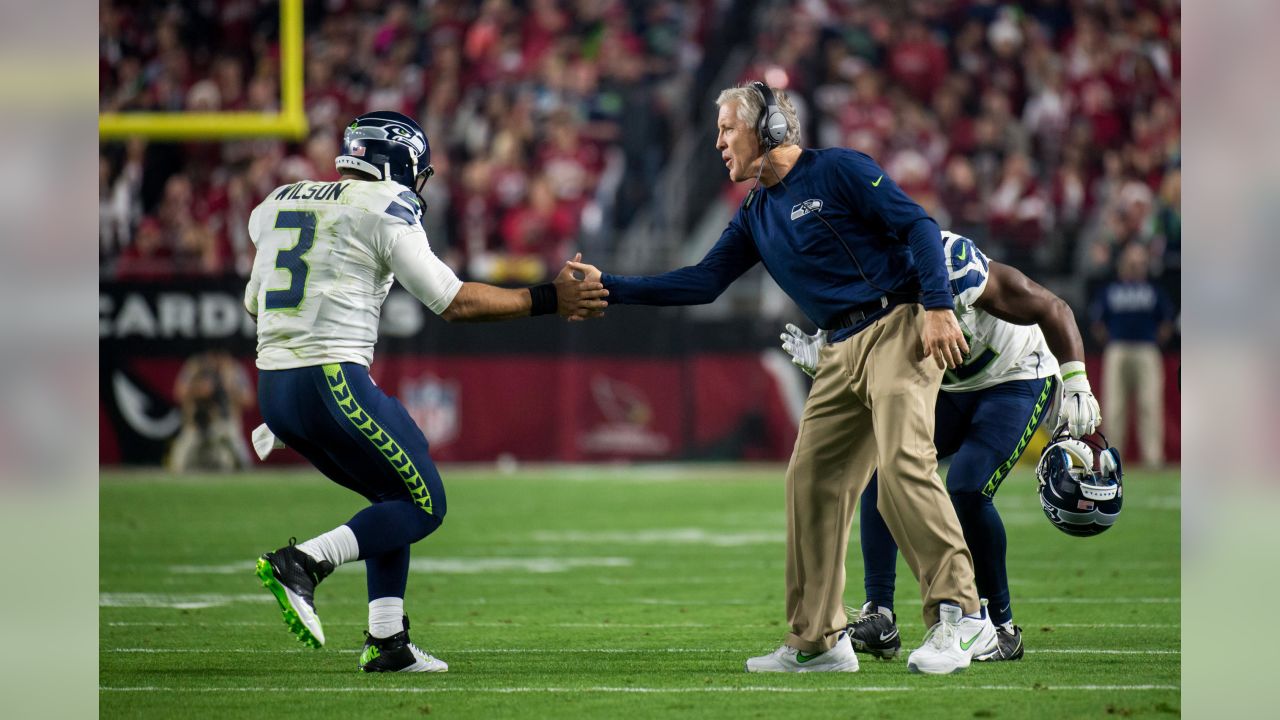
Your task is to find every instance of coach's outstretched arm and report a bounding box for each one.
[974,262,1100,437]
[565,221,761,313]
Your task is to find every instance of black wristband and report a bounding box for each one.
[529,283,558,316]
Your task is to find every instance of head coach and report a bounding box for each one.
[569,81,996,675]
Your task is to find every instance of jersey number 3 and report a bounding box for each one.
[264,211,317,311]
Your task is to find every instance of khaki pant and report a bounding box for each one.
[784,304,978,653]
[1102,342,1164,467]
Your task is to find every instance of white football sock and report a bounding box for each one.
[369,597,405,639]
[297,525,359,567]
[877,605,894,620]
[999,621,1016,633]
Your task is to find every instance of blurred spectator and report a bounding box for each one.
[886,20,947,104]
[1090,243,1176,468]
[500,175,575,279]
[169,351,254,473]
[100,0,697,283]
[1152,167,1181,302]
[938,155,985,240]
[114,217,171,280]
[987,151,1049,265]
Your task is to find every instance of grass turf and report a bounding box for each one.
[101,465,1180,718]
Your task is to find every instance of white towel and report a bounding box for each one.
[251,423,286,461]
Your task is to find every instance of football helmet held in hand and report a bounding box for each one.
[1035,431,1123,537]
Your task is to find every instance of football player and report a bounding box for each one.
[781,230,1101,662]
[246,111,607,672]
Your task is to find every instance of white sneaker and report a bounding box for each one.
[906,601,998,675]
[745,631,860,673]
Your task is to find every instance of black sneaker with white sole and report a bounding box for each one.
[974,624,1024,661]
[846,601,901,660]
[359,616,448,673]
[255,538,334,648]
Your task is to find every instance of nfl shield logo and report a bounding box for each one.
[403,376,460,447]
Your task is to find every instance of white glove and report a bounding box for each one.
[780,323,826,378]
[1058,361,1101,438]
[251,423,286,461]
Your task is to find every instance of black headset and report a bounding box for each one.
[752,81,787,150]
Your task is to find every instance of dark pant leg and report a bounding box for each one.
[945,377,1057,625]
[259,364,447,601]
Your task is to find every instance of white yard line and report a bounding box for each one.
[100,684,1179,694]
[633,597,1180,605]
[530,529,785,546]
[107,647,1180,655]
[169,557,633,575]
[1026,649,1180,655]
[106,620,1179,629]
[99,592,1180,609]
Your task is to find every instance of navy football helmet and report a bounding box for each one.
[335,111,434,192]
[1035,431,1124,537]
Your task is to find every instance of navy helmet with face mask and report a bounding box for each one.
[1035,431,1124,537]
[334,111,434,193]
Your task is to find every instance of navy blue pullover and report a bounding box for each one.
[602,148,952,337]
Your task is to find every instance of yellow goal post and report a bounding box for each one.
[99,0,308,141]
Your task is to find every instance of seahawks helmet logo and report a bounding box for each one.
[344,120,426,158]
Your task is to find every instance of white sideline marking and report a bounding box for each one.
[1050,623,1179,628]
[100,684,1179,694]
[532,529,785,547]
[169,557,633,575]
[632,597,1180,606]
[108,647,1181,655]
[99,593,274,609]
[407,557,632,574]
[106,621,726,628]
[1026,649,1180,655]
[1015,560,1179,569]
[105,620,1180,629]
[100,593,1179,609]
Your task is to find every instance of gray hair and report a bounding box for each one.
[715,84,801,146]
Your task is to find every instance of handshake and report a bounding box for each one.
[552,254,608,322]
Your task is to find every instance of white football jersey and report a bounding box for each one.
[941,231,1058,392]
[245,178,462,370]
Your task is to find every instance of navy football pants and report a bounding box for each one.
[860,376,1056,626]
[259,363,446,601]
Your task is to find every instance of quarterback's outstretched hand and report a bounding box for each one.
[564,258,605,322]
[1058,360,1102,438]
[554,253,609,321]
[780,323,826,378]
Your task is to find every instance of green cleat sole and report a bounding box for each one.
[255,557,323,649]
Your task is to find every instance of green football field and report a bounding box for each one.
[100,465,1180,718]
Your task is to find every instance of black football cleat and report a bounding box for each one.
[255,538,334,648]
[975,623,1024,662]
[846,601,902,660]
[359,616,448,673]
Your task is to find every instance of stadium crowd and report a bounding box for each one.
[100,0,704,282]
[99,0,1179,312]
